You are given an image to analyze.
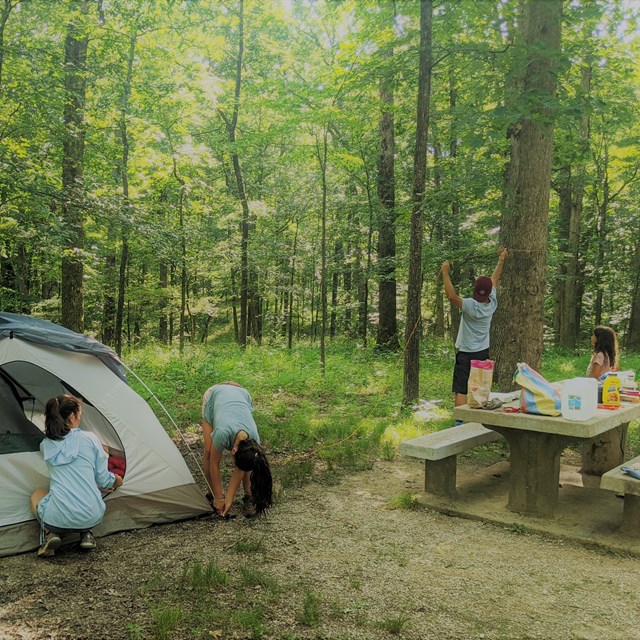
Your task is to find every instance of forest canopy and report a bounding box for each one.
[1,0,639,373]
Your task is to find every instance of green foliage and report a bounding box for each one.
[507,523,527,535]
[377,613,410,635]
[299,591,322,627]
[151,605,183,640]
[233,606,266,640]
[387,492,421,511]
[181,560,229,593]
[238,566,279,592]
[125,622,144,640]
[233,538,265,554]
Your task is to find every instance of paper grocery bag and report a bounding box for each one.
[467,359,494,408]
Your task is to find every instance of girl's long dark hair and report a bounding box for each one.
[593,326,618,369]
[44,394,82,441]
[234,439,273,516]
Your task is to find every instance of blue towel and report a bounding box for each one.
[621,467,640,481]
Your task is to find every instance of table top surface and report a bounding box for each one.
[454,399,640,439]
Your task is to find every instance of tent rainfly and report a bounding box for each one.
[0,312,211,557]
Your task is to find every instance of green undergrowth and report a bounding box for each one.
[123,338,640,486]
[121,338,639,638]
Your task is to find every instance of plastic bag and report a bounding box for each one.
[467,359,494,408]
[514,362,561,416]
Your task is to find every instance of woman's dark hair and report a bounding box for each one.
[234,438,273,516]
[593,325,618,369]
[44,394,82,441]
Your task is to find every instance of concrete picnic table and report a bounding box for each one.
[454,395,640,518]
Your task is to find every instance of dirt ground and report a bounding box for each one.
[2,447,640,640]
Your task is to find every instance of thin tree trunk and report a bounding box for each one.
[316,129,329,372]
[287,222,298,350]
[403,0,433,406]
[221,0,250,347]
[330,241,341,338]
[114,33,136,357]
[555,60,590,347]
[61,1,90,333]
[626,223,640,350]
[0,0,14,93]
[593,143,609,326]
[376,22,399,351]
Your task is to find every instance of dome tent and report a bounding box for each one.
[0,312,211,556]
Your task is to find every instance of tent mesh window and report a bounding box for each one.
[0,363,126,475]
[0,369,44,454]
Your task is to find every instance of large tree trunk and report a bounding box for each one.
[60,1,90,333]
[403,0,432,406]
[492,0,563,390]
[376,31,399,351]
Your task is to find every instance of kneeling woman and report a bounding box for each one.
[201,382,272,517]
[30,395,123,557]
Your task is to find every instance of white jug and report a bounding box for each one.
[561,377,598,421]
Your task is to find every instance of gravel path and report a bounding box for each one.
[2,456,640,639]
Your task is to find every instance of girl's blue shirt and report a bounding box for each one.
[37,428,115,530]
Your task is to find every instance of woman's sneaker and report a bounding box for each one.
[37,532,62,558]
[242,495,257,518]
[80,531,96,550]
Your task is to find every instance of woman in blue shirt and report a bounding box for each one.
[30,395,123,557]
[201,382,272,518]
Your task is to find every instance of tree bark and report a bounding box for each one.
[0,0,15,91]
[554,60,590,347]
[492,0,563,390]
[317,129,328,372]
[593,143,609,327]
[222,0,251,347]
[376,30,399,351]
[330,241,342,338]
[114,33,136,357]
[626,223,640,350]
[61,1,90,333]
[403,0,432,406]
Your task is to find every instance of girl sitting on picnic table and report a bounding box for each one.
[586,326,618,380]
[201,381,272,518]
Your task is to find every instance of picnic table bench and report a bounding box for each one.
[600,455,640,534]
[399,423,503,497]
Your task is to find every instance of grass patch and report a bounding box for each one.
[299,591,322,627]
[181,560,228,593]
[507,523,527,535]
[233,538,265,554]
[239,566,279,591]
[387,491,420,510]
[151,605,183,640]
[378,613,410,635]
[233,606,266,639]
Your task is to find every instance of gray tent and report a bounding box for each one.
[0,313,211,556]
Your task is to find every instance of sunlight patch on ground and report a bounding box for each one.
[412,398,448,422]
[382,399,450,445]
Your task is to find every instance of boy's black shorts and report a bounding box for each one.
[452,348,490,394]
